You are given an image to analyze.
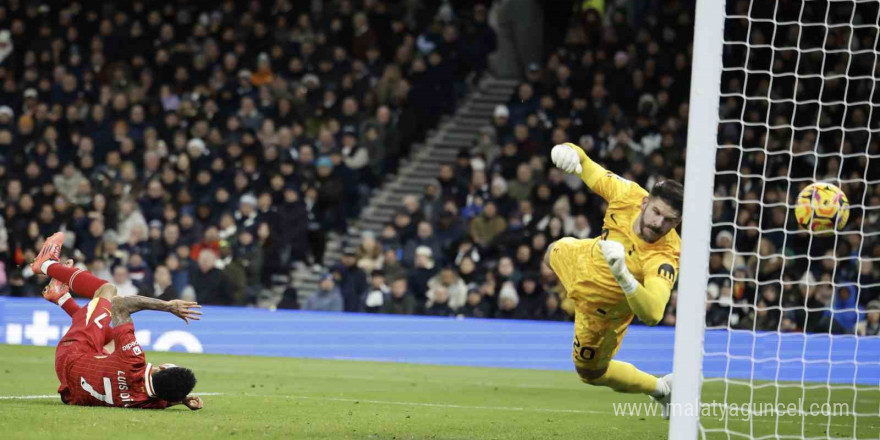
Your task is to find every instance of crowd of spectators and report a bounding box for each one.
[705,0,880,335]
[0,0,496,306]
[314,0,879,335]
[1,0,877,335]
[320,0,699,322]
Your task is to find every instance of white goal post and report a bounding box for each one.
[670,0,725,437]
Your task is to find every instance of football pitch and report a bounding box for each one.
[0,345,876,439]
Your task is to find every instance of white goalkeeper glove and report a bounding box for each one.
[598,240,639,295]
[550,144,583,174]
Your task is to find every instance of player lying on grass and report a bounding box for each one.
[546,143,682,418]
[33,232,204,410]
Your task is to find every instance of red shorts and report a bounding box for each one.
[55,298,114,399]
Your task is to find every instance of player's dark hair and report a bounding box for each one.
[649,180,684,216]
[152,367,196,402]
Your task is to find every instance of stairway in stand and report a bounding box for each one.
[289,76,519,301]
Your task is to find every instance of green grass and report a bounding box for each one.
[0,345,876,439]
[699,378,879,439]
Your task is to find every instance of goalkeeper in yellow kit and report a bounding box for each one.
[545,142,683,418]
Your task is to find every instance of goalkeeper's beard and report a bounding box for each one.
[637,215,663,243]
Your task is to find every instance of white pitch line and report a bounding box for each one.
[0,392,606,415]
[247,393,606,415]
[240,393,878,429]
[305,395,595,414]
[1,392,874,430]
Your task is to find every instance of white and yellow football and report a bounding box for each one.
[794,182,850,234]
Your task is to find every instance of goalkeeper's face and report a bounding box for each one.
[638,197,682,243]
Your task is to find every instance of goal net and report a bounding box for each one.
[673,0,880,438]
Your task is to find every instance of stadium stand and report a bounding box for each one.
[0,0,876,335]
[0,0,495,306]
[314,0,879,334]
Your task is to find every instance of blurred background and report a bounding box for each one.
[0,0,876,338]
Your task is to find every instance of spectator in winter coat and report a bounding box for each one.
[461,4,497,77]
[137,265,179,301]
[361,123,386,180]
[507,163,536,202]
[424,286,455,317]
[190,249,234,306]
[470,201,507,248]
[402,221,444,268]
[116,198,148,245]
[542,293,569,321]
[382,278,416,315]
[517,275,548,320]
[111,264,139,297]
[235,194,260,233]
[381,247,408,284]
[460,288,493,318]
[356,231,384,274]
[165,254,190,296]
[407,246,439,307]
[362,270,390,313]
[316,157,346,232]
[305,273,344,312]
[858,300,880,336]
[277,186,309,265]
[341,128,370,172]
[138,180,167,223]
[830,285,862,334]
[494,282,523,319]
[335,249,368,312]
[427,266,468,311]
[434,209,466,255]
[53,163,85,202]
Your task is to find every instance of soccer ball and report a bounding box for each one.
[794,182,850,234]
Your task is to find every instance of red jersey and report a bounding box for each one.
[55,300,168,409]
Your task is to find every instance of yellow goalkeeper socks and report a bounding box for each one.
[588,360,660,396]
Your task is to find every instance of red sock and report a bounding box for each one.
[46,263,108,299]
[60,298,81,317]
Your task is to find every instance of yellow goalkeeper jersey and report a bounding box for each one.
[549,143,680,324]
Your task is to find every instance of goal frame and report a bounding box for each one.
[670,0,727,438]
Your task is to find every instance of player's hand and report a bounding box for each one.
[598,240,640,294]
[167,300,202,324]
[598,240,627,277]
[551,144,584,174]
[183,395,203,410]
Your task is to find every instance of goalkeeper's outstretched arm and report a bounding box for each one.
[550,143,632,202]
[620,278,670,326]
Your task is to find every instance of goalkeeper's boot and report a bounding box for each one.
[31,231,65,275]
[42,259,74,304]
[651,373,673,420]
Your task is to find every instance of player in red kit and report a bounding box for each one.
[34,232,204,410]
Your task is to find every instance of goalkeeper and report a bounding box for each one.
[545,142,683,417]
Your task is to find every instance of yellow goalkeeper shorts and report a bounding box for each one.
[571,301,633,372]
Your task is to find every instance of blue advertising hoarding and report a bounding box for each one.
[0,297,876,384]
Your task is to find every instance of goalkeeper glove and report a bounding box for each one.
[550,144,583,174]
[598,240,639,295]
